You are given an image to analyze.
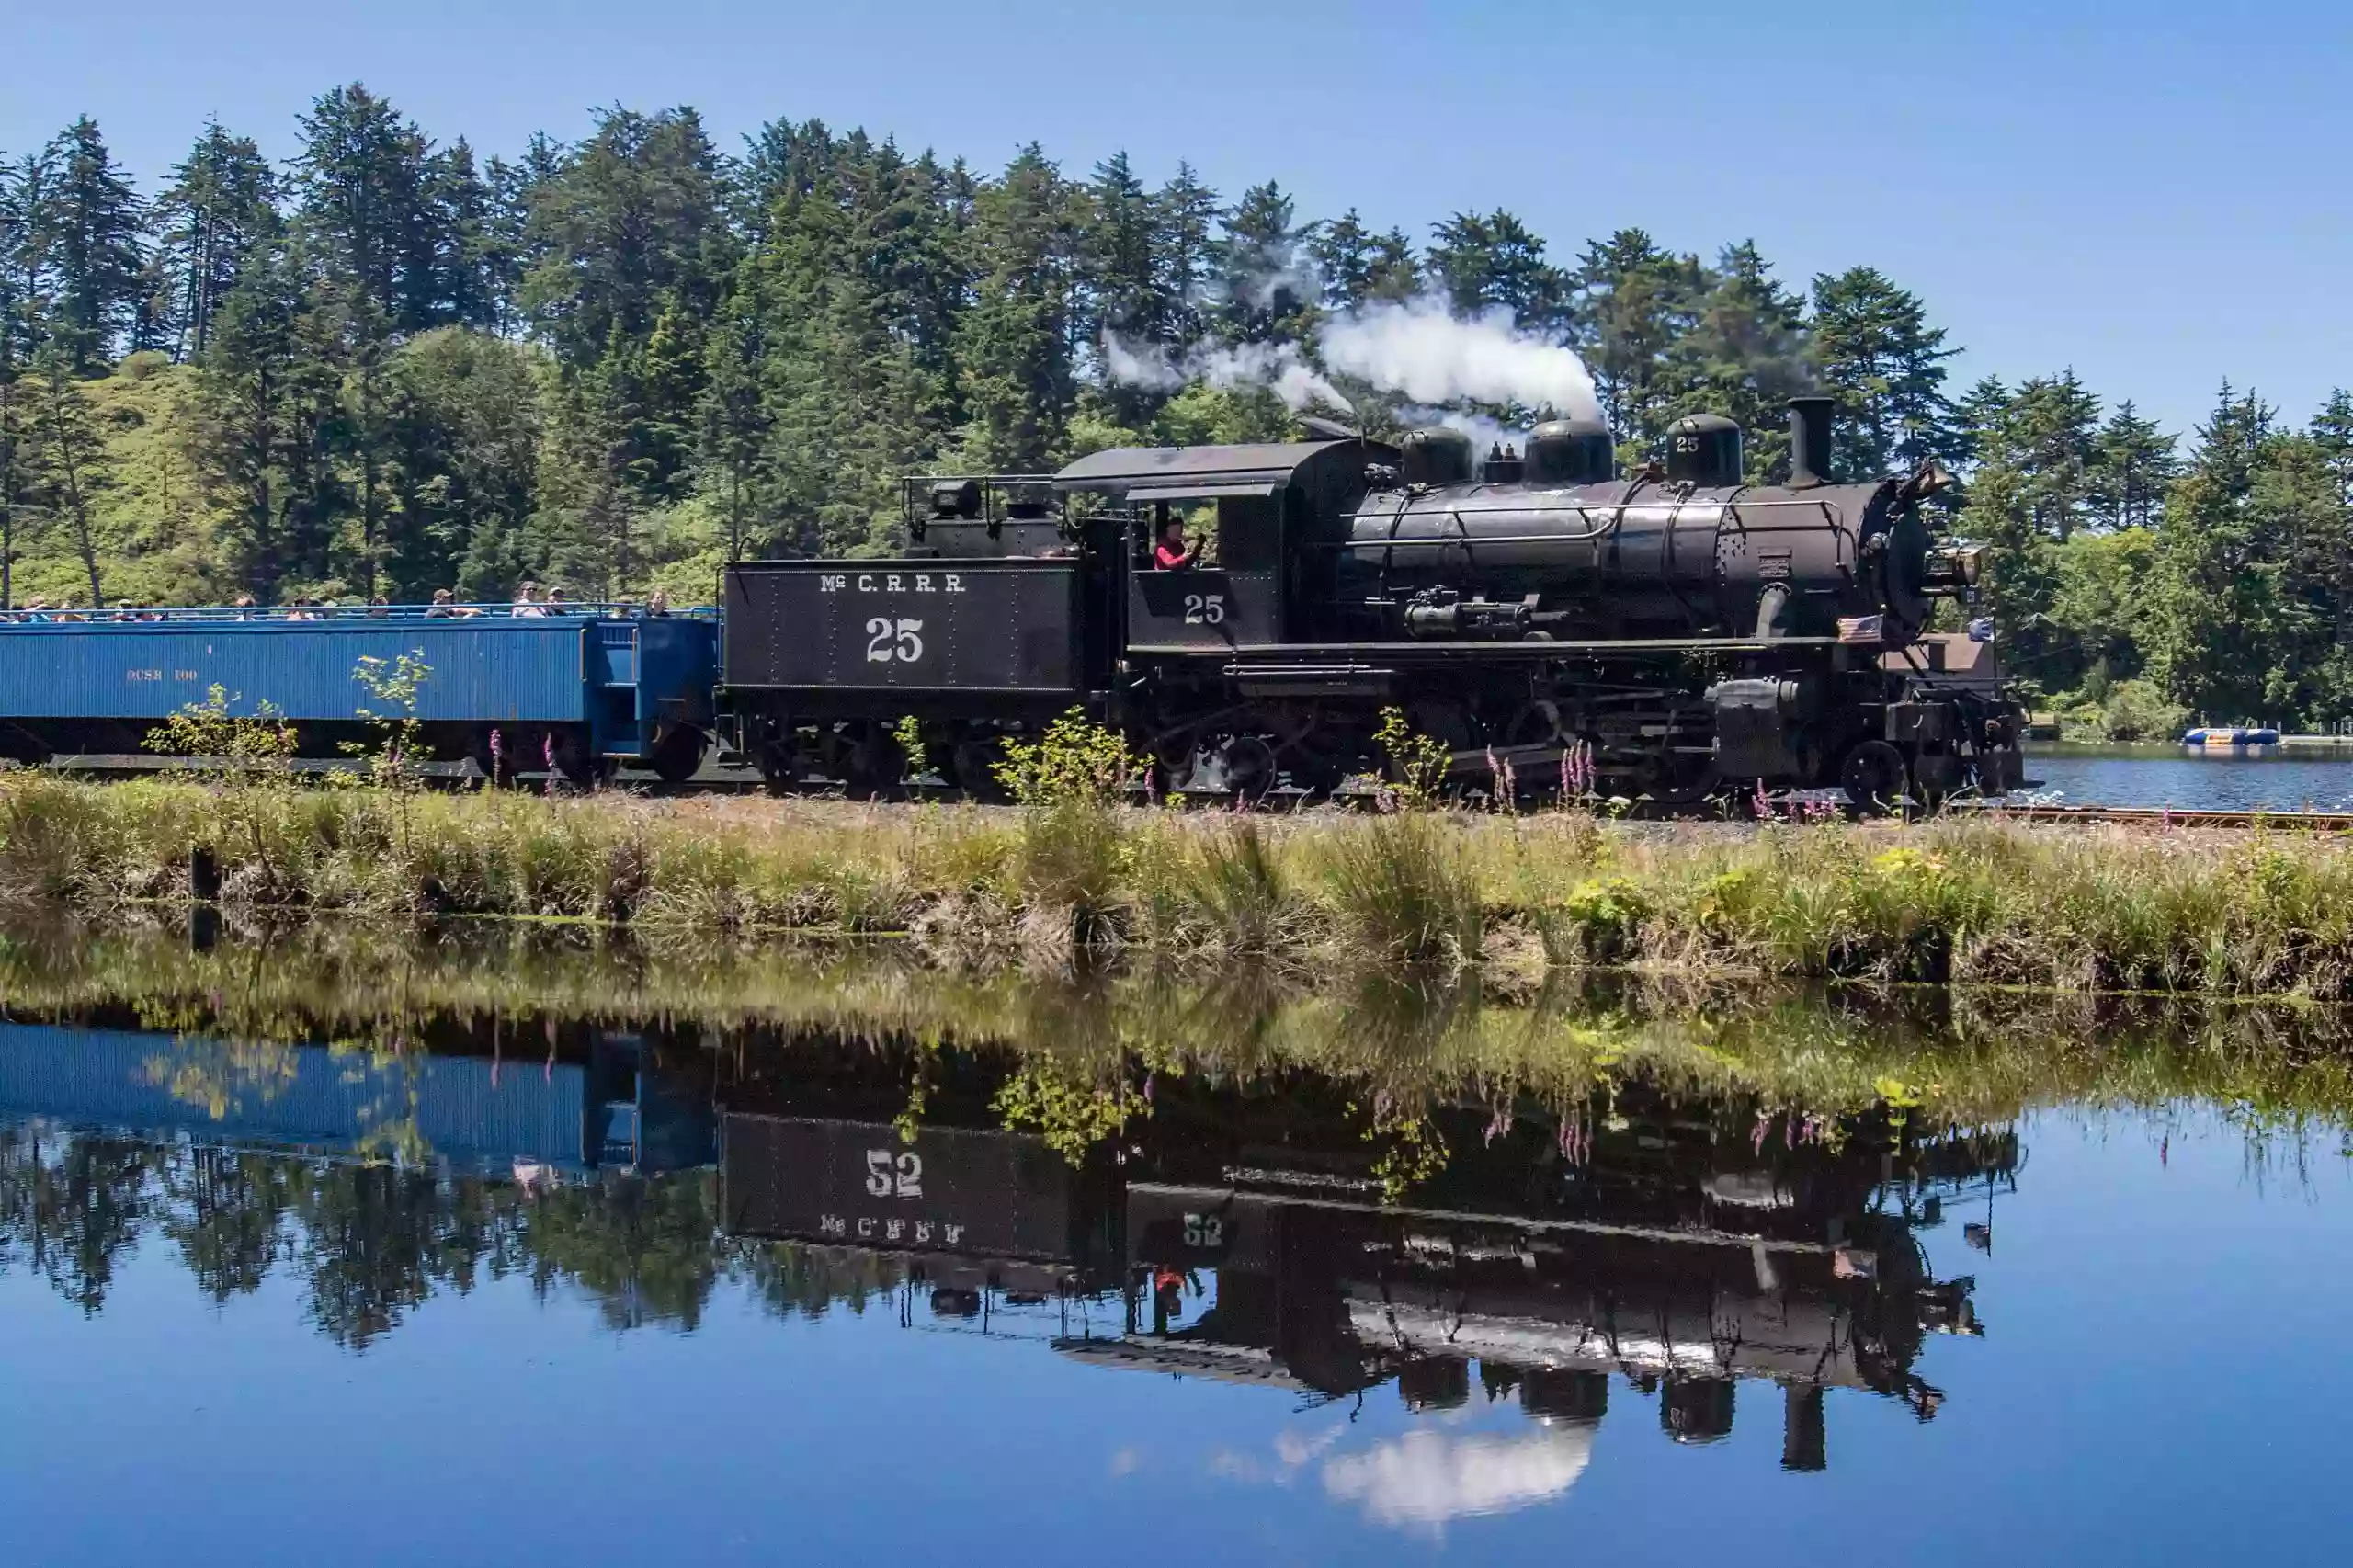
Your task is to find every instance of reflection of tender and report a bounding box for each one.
[722,1111,1126,1338]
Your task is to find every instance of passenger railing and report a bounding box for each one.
[0,602,717,625]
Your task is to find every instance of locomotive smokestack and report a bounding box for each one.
[1788,397,1835,489]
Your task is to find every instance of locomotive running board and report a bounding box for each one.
[1130,635,1846,662]
[1221,664,1395,698]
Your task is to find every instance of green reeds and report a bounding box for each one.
[15,769,2353,997]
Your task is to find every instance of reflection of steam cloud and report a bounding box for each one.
[1320,1427,1595,1528]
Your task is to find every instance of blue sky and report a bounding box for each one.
[6,0,2343,438]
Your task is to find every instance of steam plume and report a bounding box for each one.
[1320,297,1601,424]
[1103,294,1602,429]
[1102,334,1354,416]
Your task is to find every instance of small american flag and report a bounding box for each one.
[1836,615,1884,645]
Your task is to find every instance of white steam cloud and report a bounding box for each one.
[1103,293,1603,430]
[1321,296,1601,426]
[1401,406,1525,457]
[1102,334,1353,416]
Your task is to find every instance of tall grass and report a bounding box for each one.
[13,770,2353,997]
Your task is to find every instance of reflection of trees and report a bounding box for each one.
[161,1146,297,1300]
[0,1127,975,1345]
[0,1131,743,1347]
[727,1240,909,1322]
[0,1127,164,1314]
[295,1163,523,1350]
[523,1173,722,1332]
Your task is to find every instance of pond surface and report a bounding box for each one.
[2025,744,2353,811]
[2,973,2351,1566]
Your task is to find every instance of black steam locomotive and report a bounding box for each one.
[721,397,2024,807]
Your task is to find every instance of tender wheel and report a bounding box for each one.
[952,737,1005,799]
[1840,740,1910,814]
[842,724,903,797]
[648,726,707,785]
[749,717,798,788]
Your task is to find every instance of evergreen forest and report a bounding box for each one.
[1,86,2344,731]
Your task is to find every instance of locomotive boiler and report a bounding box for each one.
[1335,399,1975,648]
[720,396,2024,809]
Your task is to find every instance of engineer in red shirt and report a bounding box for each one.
[1153,517,1198,570]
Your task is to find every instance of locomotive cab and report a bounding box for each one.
[1054,438,1393,652]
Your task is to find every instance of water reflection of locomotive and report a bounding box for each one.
[724,398,2023,808]
[719,1074,2004,1469]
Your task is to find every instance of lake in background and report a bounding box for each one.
[2023,744,2353,811]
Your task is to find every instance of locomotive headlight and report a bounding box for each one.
[1922,545,1984,592]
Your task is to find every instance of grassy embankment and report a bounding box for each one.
[7,764,2353,998]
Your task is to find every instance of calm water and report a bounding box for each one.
[2025,744,2353,810]
[3,997,2351,1565]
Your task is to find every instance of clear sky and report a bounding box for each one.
[6,0,2345,439]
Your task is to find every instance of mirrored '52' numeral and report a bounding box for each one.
[863,1149,925,1198]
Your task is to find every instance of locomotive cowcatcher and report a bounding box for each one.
[720,397,2025,809]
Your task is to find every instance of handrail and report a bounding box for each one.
[0,602,718,626]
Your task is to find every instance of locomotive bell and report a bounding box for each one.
[1525,418,1616,485]
[1664,413,1743,488]
[1400,426,1474,487]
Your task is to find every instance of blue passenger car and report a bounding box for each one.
[0,605,718,782]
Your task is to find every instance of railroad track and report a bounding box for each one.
[1946,802,2353,830]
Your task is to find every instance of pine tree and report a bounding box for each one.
[417,139,502,331]
[519,105,728,517]
[1308,210,1417,311]
[151,121,279,363]
[519,105,729,374]
[953,144,1078,472]
[2000,371,2103,540]
[696,285,773,561]
[1149,164,1219,348]
[1808,267,1958,480]
[380,326,543,598]
[294,85,433,333]
[1569,228,1702,449]
[1211,181,1312,345]
[0,364,29,608]
[1949,375,2008,473]
[483,133,565,335]
[2087,399,2177,532]
[1081,152,1156,338]
[2146,385,2282,720]
[1665,241,1808,479]
[37,118,146,370]
[0,151,56,367]
[188,233,345,598]
[1429,210,1570,331]
[27,343,110,605]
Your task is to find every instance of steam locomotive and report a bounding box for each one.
[721,396,2024,808]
